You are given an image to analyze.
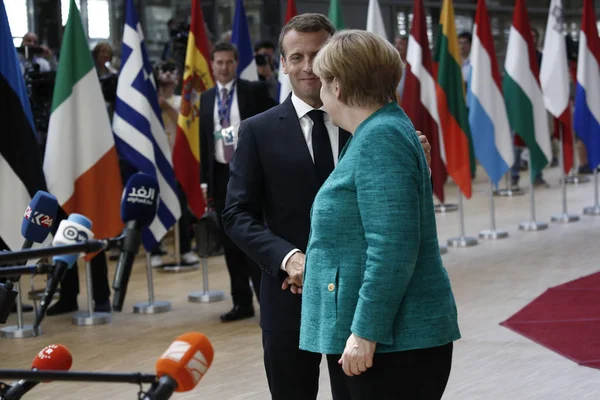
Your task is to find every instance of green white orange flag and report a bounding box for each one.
[172,0,215,218]
[434,0,476,199]
[43,0,123,239]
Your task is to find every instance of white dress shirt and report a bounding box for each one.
[213,79,241,164]
[280,93,342,271]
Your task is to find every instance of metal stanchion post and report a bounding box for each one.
[447,189,478,247]
[584,169,600,215]
[519,163,548,231]
[160,222,199,273]
[552,126,579,223]
[134,253,171,314]
[72,262,111,326]
[0,282,39,338]
[480,180,509,239]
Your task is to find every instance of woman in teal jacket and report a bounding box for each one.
[299,30,460,399]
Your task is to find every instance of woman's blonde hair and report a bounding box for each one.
[313,29,403,108]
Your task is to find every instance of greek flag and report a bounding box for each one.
[112,0,181,251]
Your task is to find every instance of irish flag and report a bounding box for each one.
[43,0,123,240]
[434,0,475,199]
[503,0,552,179]
[172,0,214,219]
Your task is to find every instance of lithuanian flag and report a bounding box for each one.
[433,0,476,199]
[173,0,214,218]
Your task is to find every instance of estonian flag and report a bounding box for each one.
[0,1,50,250]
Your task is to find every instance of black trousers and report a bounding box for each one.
[327,342,453,400]
[262,330,322,400]
[59,250,110,304]
[214,161,261,308]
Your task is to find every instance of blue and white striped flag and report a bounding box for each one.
[112,0,181,251]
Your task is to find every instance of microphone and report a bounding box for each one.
[112,173,160,312]
[0,191,57,323]
[34,214,94,330]
[143,332,214,400]
[20,191,58,250]
[1,344,72,400]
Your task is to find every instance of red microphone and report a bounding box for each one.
[3,344,73,399]
[143,332,214,399]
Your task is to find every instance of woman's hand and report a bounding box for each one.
[338,333,377,376]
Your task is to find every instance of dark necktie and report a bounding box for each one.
[307,110,334,184]
[220,87,234,163]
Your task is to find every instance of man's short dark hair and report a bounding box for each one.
[254,39,275,53]
[211,41,239,61]
[458,32,472,43]
[278,13,336,58]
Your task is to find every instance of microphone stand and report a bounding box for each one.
[0,241,107,264]
[0,370,157,384]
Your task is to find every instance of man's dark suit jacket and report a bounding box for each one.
[222,95,351,331]
[199,78,275,201]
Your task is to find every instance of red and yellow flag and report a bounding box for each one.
[433,0,475,199]
[173,0,215,218]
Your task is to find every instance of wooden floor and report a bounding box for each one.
[2,164,600,399]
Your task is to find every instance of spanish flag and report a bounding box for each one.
[433,0,476,199]
[173,0,214,218]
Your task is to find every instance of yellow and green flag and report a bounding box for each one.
[433,0,476,199]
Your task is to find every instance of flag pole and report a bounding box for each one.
[583,168,600,215]
[72,261,111,326]
[133,253,172,314]
[160,222,199,273]
[565,129,590,184]
[447,188,478,247]
[0,282,38,338]
[479,178,508,239]
[552,122,579,223]
[519,161,548,231]
[494,171,524,197]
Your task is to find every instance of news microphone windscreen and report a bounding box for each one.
[52,214,93,267]
[156,332,214,392]
[32,344,73,381]
[21,191,58,243]
[121,173,160,227]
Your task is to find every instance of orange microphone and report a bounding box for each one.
[144,332,214,399]
[3,344,73,399]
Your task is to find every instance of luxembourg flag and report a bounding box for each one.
[231,0,258,81]
[466,0,514,186]
[574,0,600,170]
[278,0,297,103]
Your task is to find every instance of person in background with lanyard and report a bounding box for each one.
[199,41,276,322]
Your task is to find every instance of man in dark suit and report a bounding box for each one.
[222,14,432,400]
[200,41,275,322]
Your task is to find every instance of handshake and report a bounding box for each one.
[282,252,305,294]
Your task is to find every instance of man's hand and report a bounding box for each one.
[417,131,432,167]
[338,333,377,376]
[282,252,305,294]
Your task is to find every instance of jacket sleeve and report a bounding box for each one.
[350,124,421,345]
[221,119,296,277]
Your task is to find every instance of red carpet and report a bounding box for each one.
[501,272,600,370]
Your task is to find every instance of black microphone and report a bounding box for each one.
[112,173,159,312]
[34,214,94,330]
